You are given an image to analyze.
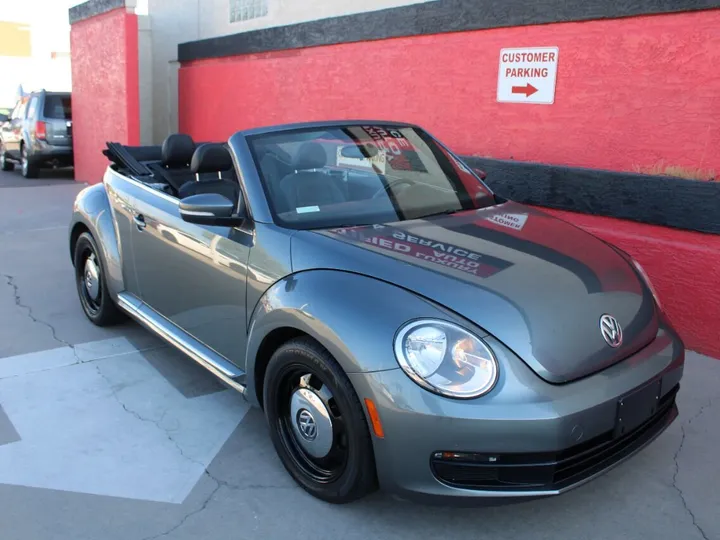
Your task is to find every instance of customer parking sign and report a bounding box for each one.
[497,47,559,105]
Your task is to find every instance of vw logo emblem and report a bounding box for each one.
[297,409,317,441]
[600,314,623,348]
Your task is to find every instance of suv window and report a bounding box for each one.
[43,94,72,120]
[26,96,39,119]
[11,100,26,120]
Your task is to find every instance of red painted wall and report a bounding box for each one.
[545,209,720,358]
[178,9,720,356]
[179,9,720,175]
[70,8,139,183]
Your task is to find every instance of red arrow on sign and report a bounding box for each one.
[512,83,539,97]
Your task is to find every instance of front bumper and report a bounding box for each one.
[349,320,684,503]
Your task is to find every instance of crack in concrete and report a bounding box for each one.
[140,471,224,540]
[672,398,715,540]
[139,473,296,540]
[94,363,292,540]
[2,273,81,363]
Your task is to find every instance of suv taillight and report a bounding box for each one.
[35,121,47,140]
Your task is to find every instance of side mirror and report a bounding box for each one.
[179,193,244,226]
[472,168,487,180]
[0,113,8,123]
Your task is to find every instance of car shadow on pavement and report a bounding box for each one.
[0,166,75,187]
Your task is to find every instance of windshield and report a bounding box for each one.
[248,125,495,229]
[43,94,72,120]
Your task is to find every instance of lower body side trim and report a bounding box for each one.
[116,292,247,395]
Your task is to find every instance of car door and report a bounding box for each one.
[3,101,25,156]
[129,187,251,367]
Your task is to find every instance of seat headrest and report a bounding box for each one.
[162,134,195,168]
[294,142,327,170]
[191,143,234,174]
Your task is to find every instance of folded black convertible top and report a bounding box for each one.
[103,142,159,177]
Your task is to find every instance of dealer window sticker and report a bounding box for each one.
[486,212,529,231]
[296,205,320,214]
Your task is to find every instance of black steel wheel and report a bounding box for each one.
[264,337,378,503]
[73,232,125,326]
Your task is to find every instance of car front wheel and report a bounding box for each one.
[263,337,378,503]
[73,232,125,326]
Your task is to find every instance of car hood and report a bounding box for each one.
[291,202,658,383]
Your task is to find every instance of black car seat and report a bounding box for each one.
[277,142,345,213]
[148,134,196,193]
[178,143,240,203]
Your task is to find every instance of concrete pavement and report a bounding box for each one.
[0,167,718,540]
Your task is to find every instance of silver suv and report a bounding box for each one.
[0,90,73,178]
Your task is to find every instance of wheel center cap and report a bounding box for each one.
[289,388,333,458]
[296,409,317,441]
[83,258,101,301]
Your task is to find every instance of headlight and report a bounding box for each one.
[632,260,662,309]
[394,320,498,399]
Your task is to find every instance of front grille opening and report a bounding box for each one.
[431,384,679,491]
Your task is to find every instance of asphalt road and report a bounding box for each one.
[0,166,718,540]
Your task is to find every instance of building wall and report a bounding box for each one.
[179,8,720,174]
[145,0,433,143]
[138,15,154,145]
[70,7,140,182]
[544,210,720,359]
[200,0,436,38]
[176,4,720,356]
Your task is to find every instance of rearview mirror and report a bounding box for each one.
[340,144,378,159]
[179,193,243,226]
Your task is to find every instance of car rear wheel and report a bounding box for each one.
[0,142,13,171]
[21,144,39,178]
[73,232,125,326]
[263,337,378,503]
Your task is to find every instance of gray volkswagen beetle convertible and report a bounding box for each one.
[69,121,684,503]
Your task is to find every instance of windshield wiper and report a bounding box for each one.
[419,209,463,220]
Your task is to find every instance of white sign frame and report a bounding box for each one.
[497,47,559,105]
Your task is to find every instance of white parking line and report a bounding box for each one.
[0,337,164,379]
[0,337,249,503]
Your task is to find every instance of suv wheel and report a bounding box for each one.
[0,142,12,171]
[21,144,39,178]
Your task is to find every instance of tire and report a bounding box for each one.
[20,144,39,178]
[0,142,13,171]
[264,337,378,503]
[73,232,125,326]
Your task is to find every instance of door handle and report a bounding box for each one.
[133,214,146,230]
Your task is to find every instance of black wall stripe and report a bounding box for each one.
[69,0,125,24]
[178,0,720,62]
[462,157,720,235]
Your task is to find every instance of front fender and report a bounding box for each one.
[244,269,465,406]
[69,179,124,299]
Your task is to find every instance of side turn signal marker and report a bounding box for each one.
[364,398,385,439]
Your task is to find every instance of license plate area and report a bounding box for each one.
[615,380,661,437]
